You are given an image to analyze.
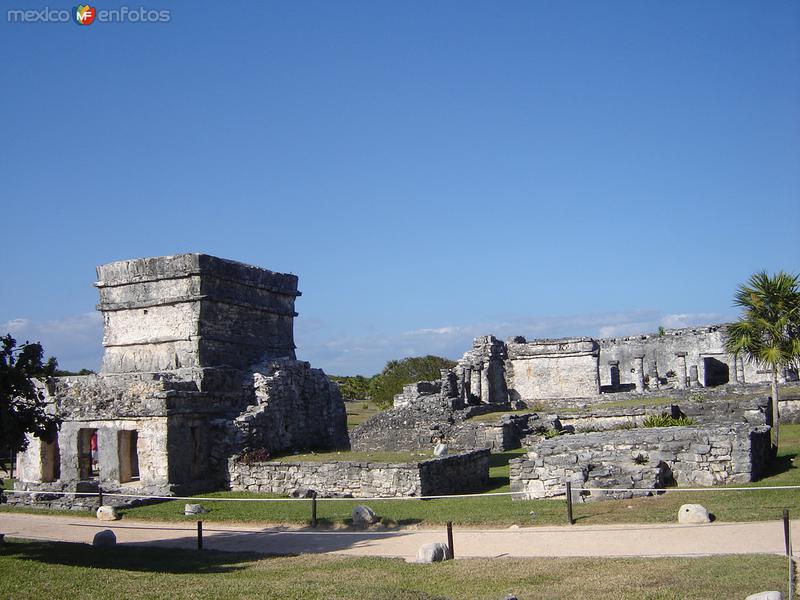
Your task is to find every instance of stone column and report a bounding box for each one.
[463,368,472,402]
[675,352,688,389]
[632,355,646,392]
[608,361,620,392]
[648,361,660,390]
[689,365,699,388]
[731,354,739,384]
[737,355,746,384]
[480,363,491,404]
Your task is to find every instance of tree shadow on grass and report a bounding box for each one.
[1,539,263,574]
[761,451,798,479]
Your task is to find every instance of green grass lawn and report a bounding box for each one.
[0,539,790,600]
[345,402,385,429]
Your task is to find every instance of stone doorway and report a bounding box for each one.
[78,428,99,480]
[118,430,140,483]
[703,357,730,387]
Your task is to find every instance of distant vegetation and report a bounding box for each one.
[332,355,456,409]
[53,368,96,377]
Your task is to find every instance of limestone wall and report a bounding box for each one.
[510,423,772,501]
[228,450,490,498]
[506,337,600,401]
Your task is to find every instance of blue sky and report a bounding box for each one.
[1,1,798,375]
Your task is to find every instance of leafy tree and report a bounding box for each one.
[368,355,457,408]
[329,375,371,402]
[724,271,800,450]
[0,335,61,454]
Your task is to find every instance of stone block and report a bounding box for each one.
[744,592,782,600]
[96,506,120,521]
[416,542,450,563]
[351,505,378,527]
[678,504,710,524]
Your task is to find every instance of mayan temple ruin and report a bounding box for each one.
[12,254,348,506]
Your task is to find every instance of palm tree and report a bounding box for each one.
[724,271,800,450]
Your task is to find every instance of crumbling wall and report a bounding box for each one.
[224,359,349,456]
[228,450,490,498]
[510,423,772,501]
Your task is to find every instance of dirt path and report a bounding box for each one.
[2,512,799,560]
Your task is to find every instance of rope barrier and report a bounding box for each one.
[2,484,800,503]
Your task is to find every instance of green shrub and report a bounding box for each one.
[642,412,695,428]
[543,428,561,439]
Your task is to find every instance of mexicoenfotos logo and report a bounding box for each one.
[73,5,96,25]
[7,5,171,24]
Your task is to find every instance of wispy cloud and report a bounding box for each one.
[296,309,734,376]
[1,312,103,372]
[0,308,733,377]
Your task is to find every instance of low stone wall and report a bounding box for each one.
[510,424,771,501]
[228,449,490,498]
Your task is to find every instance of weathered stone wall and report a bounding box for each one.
[506,337,600,401]
[221,358,350,458]
[453,336,508,404]
[97,253,299,374]
[596,325,797,390]
[394,381,441,408]
[228,450,490,498]
[510,423,772,501]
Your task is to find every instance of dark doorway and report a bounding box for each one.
[703,357,730,387]
[78,428,99,480]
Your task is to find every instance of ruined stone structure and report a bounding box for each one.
[435,326,798,406]
[12,254,348,507]
[229,449,490,498]
[510,423,772,501]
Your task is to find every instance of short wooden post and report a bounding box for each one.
[446,521,454,560]
[197,520,203,551]
[784,509,791,556]
[566,481,574,525]
[97,488,103,507]
[310,491,318,528]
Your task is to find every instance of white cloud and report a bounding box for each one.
[296,309,736,376]
[1,312,103,372]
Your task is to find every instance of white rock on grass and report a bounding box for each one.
[433,443,449,457]
[351,505,377,527]
[96,506,120,521]
[92,529,117,547]
[677,503,710,524]
[184,503,208,516]
[416,542,450,563]
[745,593,783,600]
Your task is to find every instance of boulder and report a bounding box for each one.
[433,443,449,457]
[351,505,378,527]
[96,506,120,521]
[745,593,783,600]
[92,529,116,547]
[184,503,208,516]
[416,542,450,563]
[678,503,710,524]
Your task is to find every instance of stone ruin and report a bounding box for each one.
[352,328,798,501]
[12,254,349,507]
[10,255,798,507]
